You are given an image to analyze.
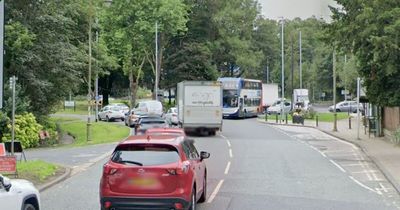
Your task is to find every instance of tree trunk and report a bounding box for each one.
[129,70,135,107]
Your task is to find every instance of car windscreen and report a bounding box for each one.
[111,144,179,166]
[111,106,121,111]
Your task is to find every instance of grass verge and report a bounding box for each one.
[2,160,64,186]
[58,120,130,146]
[316,112,349,122]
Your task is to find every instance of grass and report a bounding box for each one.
[316,112,349,122]
[58,120,130,146]
[4,160,62,186]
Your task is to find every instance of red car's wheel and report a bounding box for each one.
[198,175,207,203]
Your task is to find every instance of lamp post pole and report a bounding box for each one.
[333,51,337,131]
[299,31,302,89]
[87,0,94,141]
[0,0,4,109]
[280,18,285,123]
[155,21,159,101]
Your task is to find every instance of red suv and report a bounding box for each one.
[100,135,210,210]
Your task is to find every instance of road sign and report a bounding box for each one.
[0,143,5,156]
[64,101,75,107]
[0,156,17,173]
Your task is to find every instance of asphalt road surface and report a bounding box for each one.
[40,118,400,210]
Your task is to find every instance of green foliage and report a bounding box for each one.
[2,84,31,118]
[17,160,59,183]
[327,0,400,106]
[1,113,43,148]
[394,128,400,145]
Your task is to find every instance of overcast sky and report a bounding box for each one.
[258,0,337,20]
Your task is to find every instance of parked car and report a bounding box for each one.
[134,115,169,135]
[145,127,186,137]
[98,105,125,122]
[164,107,179,125]
[111,103,130,114]
[267,100,292,115]
[0,174,41,210]
[328,101,364,113]
[132,100,163,117]
[100,135,210,210]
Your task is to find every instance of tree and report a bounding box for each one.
[327,0,400,106]
[102,0,188,106]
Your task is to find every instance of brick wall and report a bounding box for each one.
[383,107,400,131]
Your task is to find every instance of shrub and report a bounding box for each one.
[394,128,400,145]
[2,113,43,148]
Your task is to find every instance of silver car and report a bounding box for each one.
[98,105,125,122]
[164,107,178,125]
[329,101,363,113]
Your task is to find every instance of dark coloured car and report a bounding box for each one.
[99,135,210,210]
[134,115,169,135]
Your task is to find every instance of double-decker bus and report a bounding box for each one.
[217,77,262,118]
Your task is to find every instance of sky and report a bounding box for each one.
[258,0,338,21]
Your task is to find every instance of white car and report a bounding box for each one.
[98,105,125,122]
[110,103,129,114]
[267,100,292,115]
[164,107,179,125]
[0,174,41,210]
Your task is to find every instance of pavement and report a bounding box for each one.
[260,113,400,195]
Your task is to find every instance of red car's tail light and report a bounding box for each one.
[167,161,190,175]
[103,165,118,175]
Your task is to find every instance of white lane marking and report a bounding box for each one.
[309,145,327,158]
[229,149,233,158]
[349,176,379,194]
[207,180,224,203]
[341,163,365,167]
[352,170,378,174]
[226,140,231,148]
[379,183,389,193]
[323,150,355,154]
[220,134,227,139]
[375,188,383,195]
[329,159,346,173]
[224,162,231,175]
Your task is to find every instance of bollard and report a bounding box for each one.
[316,115,319,127]
[349,117,352,129]
[285,114,288,124]
[276,114,278,123]
[265,113,268,122]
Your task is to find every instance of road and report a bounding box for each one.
[40,118,400,210]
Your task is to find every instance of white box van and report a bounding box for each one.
[133,100,163,116]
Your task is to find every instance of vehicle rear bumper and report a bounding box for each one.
[100,196,189,210]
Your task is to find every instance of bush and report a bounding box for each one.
[304,108,317,119]
[393,128,400,145]
[1,113,43,148]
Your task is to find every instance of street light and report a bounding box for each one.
[0,0,4,109]
[279,17,285,123]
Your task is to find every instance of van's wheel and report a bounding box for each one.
[189,187,197,210]
[23,203,36,210]
[98,115,101,121]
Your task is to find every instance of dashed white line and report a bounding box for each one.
[341,163,365,167]
[207,179,224,203]
[226,140,231,147]
[349,176,379,194]
[229,149,233,158]
[329,159,346,173]
[224,161,231,175]
[220,134,227,139]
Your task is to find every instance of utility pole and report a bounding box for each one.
[280,18,285,123]
[291,35,294,100]
[87,0,94,141]
[299,31,302,89]
[0,0,4,109]
[155,22,159,101]
[333,51,337,131]
[95,17,99,122]
[357,77,361,139]
[266,59,269,83]
[10,76,17,156]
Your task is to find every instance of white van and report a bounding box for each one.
[133,100,163,116]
